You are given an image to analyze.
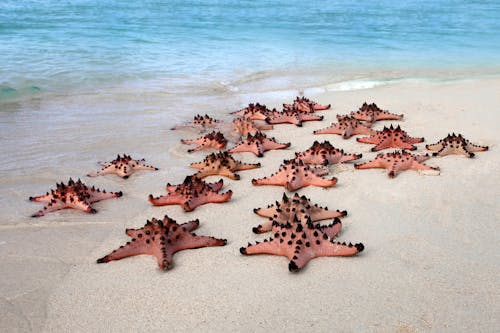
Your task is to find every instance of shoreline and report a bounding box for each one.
[1,75,499,332]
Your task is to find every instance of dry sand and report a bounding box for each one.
[1,77,499,332]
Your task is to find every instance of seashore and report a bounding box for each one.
[0,75,499,332]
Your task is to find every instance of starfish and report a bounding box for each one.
[181,131,228,153]
[251,159,337,191]
[191,151,261,180]
[87,154,158,179]
[295,141,362,165]
[313,115,376,139]
[356,125,424,151]
[171,114,220,132]
[29,178,122,217]
[265,109,324,127]
[231,103,272,120]
[349,102,403,123]
[253,192,347,234]
[426,133,488,158]
[354,151,439,178]
[148,175,232,211]
[231,117,273,137]
[240,217,364,272]
[97,215,227,271]
[283,96,331,113]
[228,131,290,157]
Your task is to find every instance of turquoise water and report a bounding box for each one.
[1,0,500,99]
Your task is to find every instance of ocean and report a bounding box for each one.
[0,0,499,224]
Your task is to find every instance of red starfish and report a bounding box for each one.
[356,125,424,151]
[426,133,488,158]
[228,131,290,157]
[191,151,261,180]
[87,154,158,179]
[231,103,272,120]
[313,115,376,139]
[283,96,331,113]
[181,131,228,153]
[231,117,273,137]
[148,175,232,211]
[97,215,227,271]
[240,217,363,272]
[29,178,122,217]
[349,102,403,123]
[295,140,362,165]
[251,159,337,191]
[171,114,220,132]
[354,151,439,178]
[253,193,347,234]
[265,109,324,127]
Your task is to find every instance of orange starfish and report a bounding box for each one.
[349,102,403,123]
[29,178,122,217]
[191,151,261,180]
[283,96,331,113]
[313,115,376,139]
[426,133,488,158]
[251,159,337,191]
[148,176,232,211]
[231,117,273,137]
[228,131,290,157]
[87,154,158,179]
[97,215,227,271]
[240,216,363,272]
[356,125,424,151]
[181,131,228,153]
[231,103,272,120]
[253,193,347,234]
[295,141,362,165]
[265,109,323,127]
[354,151,439,178]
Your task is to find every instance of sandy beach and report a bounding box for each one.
[1,76,499,332]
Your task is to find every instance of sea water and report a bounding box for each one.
[1,0,499,224]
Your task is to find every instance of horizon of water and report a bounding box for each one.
[1,0,500,103]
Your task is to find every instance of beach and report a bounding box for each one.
[1,76,499,332]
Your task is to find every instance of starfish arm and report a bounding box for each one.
[354,158,385,170]
[356,135,380,144]
[313,123,344,135]
[339,153,363,163]
[354,125,377,136]
[300,114,323,122]
[207,179,224,192]
[31,200,67,217]
[87,164,118,177]
[184,191,233,211]
[240,238,288,257]
[170,234,227,254]
[312,103,331,111]
[255,123,274,130]
[148,193,182,206]
[310,208,347,222]
[29,191,54,202]
[465,140,488,152]
[178,220,200,232]
[235,161,261,171]
[319,219,343,239]
[410,160,440,173]
[228,142,262,157]
[407,136,425,144]
[66,197,96,213]
[252,172,287,187]
[189,161,207,170]
[88,189,122,203]
[316,241,364,258]
[209,167,240,180]
[97,239,154,265]
[253,206,277,219]
[303,175,337,189]
[371,139,415,152]
[133,162,158,171]
[374,112,404,121]
[311,166,330,177]
[181,137,203,145]
[252,220,274,233]
[425,141,444,152]
[261,139,290,151]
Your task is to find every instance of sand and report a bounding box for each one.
[1,77,499,332]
